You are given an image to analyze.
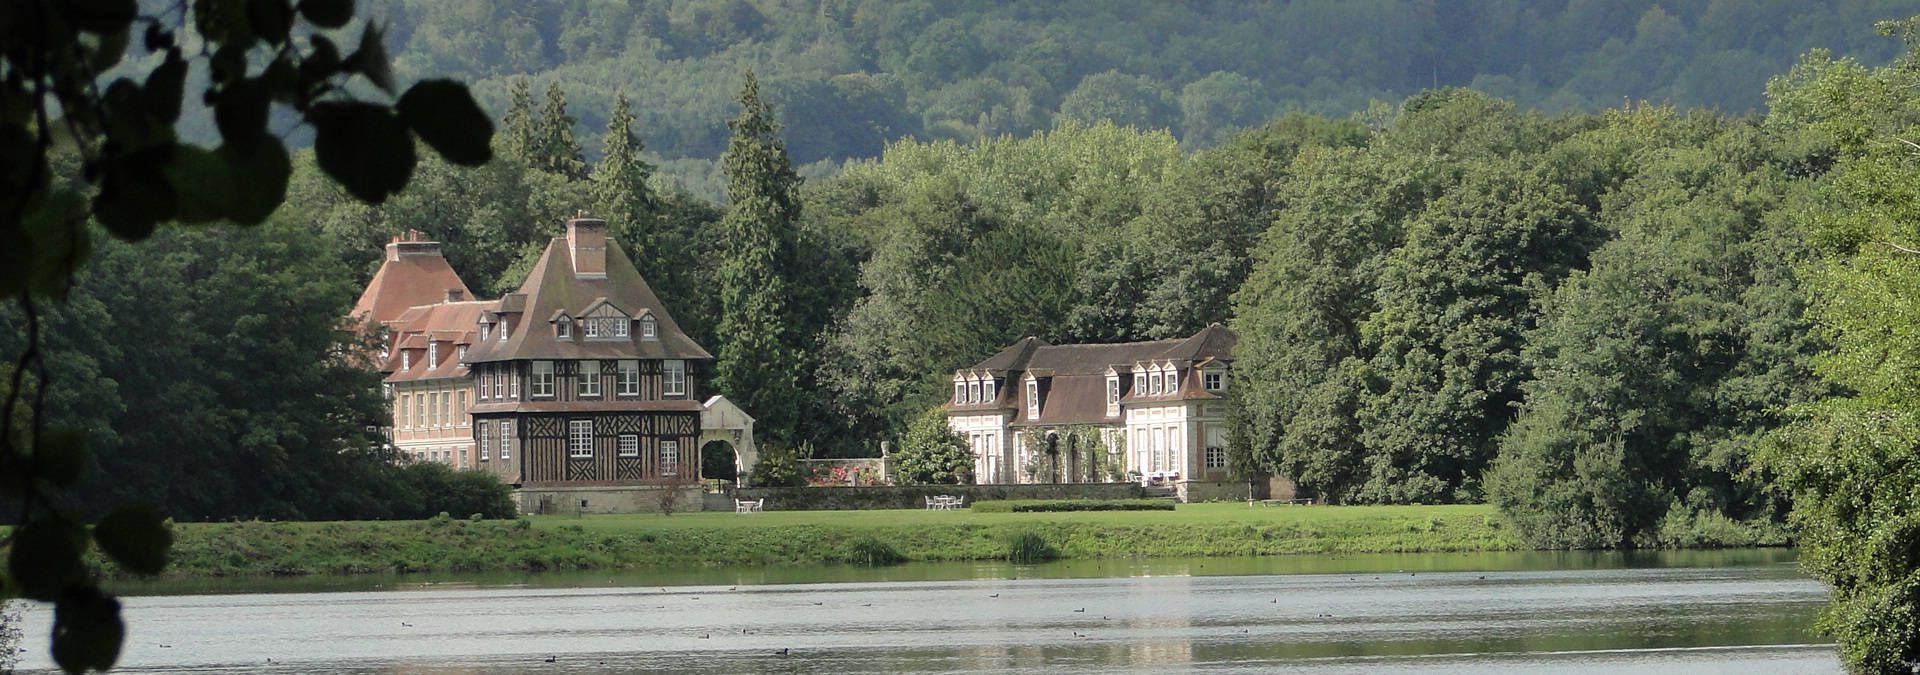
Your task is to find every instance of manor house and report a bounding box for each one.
[352,217,757,513]
[945,324,1243,501]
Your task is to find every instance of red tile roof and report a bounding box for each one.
[382,300,496,383]
[350,233,474,327]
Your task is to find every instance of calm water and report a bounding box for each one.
[15,550,1831,673]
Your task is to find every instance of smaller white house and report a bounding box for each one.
[944,324,1240,501]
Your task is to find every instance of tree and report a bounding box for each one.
[592,91,658,263]
[713,71,807,445]
[748,444,805,488]
[893,408,973,485]
[500,77,537,164]
[533,81,588,180]
[1,1,490,671]
[1358,165,1595,504]
[1057,70,1178,130]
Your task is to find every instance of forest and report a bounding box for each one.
[15,2,1920,670]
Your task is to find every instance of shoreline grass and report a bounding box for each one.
[138,504,1531,579]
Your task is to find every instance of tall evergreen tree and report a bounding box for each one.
[593,90,658,262]
[714,70,806,445]
[534,81,589,180]
[500,77,537,165]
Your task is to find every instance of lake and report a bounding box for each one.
[13,549,1830,673]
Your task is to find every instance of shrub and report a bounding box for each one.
[469,513,484,522]
[845,536,907,566]
[972,499,1175,513]
[1005,531,1057,563]
[514,517,532,531]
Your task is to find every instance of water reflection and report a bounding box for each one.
[13,549,1830,674]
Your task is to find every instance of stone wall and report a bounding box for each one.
[736,482,1147,511]
[515,485,705,515]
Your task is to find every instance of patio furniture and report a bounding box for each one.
[735,498,764,514]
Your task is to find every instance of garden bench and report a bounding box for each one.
[735,498,764,514]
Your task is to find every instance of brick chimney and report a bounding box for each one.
[386,229,442,262]
[567,214,608,278]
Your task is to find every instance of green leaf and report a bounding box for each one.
[298,0,352,28]
[164,137,291,225]
[213,78,270,150]
[65,0,137,34]
[93,505,171,576]
[35,427,89,487]
[246,0,293,43]
[397,80,493,166]
[52,586,124,673]
[310,102,414,204]
[142,50,187,125]
[94,146,177,241]
[343,22,392,93]
[9,519,86,602]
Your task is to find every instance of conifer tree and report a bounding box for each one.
[593,91,657,260]
[500,77,537,164]
[714,70,805,444]
[534,81,588,179]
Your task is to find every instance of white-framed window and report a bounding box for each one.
[556,316,571,339]
[660,440,679,476]
[499,319,509,341]
[495,367,506,399]
[509,367,519,398]
[663,360,685,397]
[479,322,490,342]
[1204,370,1226,391]
[428,342,438,367]
[499,420,511,459]
[578,360,600,397]
[984,378,996,401]
[531,361,554,398]
[413,395,423,430]
[457,344,467,362]
[615,317,630,338]
[457,391,466,425]
[1107,377,1121,416]
[954,381,965,404]
[568,420,593,458]
[440,391,450,427]
[1205,445,1226,469]
[479,421,491,460]
[619,434,639,458]
[969,380,981,404]
[640,316,656,340]
[402,351,411,371]
[1026,379,1040,419]
[479,372,489,401]
[1165,367,1178,394]
[1134,371,1147,395]
[400,393,412,429]
[617,360,639,396]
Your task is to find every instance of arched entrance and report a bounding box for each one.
[700,439,739,486]
[699,395,757,487]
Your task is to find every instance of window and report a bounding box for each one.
[499,420,511,459]
[619,434,639,458]
[568,420,593,458]
[954,381,965,404]
[1204,370,1225,391]
[428,342,438,367]
[456,391,467,424]
[640,316,656,340]
[509,367,519,398]
[1205,445,1226,469]
[413,395,423,430]
[479,421,491,460]
[401,394,412,429]
[1106,377,1121,416]
[479,373,488,401]
[457,345,467,362]
[615,317,630,338]
[969,380,981,404]
[617,360,639,396]
[1026,379,1040,419]
[660,440,679,476]
[531,361,554,398]
[663,360,685,397]
[578,360,600,397]
[440,391,450,427]
[584,316,600,338]
[556,317,570,339]
[402,351,411,371]
[479,322,490,342]
[499,319,509,341]
[1165,367,1178,395]
[1134,371,1147,395]
[984,378,995,401]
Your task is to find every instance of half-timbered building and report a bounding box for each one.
[461,216,714,496]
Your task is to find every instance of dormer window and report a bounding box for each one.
[954,380,965,404]
[1165,366,1178,394]
[555,315,571,339]
[458,345,468,362]
[428,342,438,366]
[583,302,632,341]
[499,318,509,342]
[969,379,981,404]
[402,351,411,370]
[640,316,656,341]
[983,377,996,401]
[1204,369,1225,391]
[1026,377,1040,419]
[1134,369,1147,395]
[1106,375,1120,416]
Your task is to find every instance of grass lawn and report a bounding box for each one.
[146,503,1524,579]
